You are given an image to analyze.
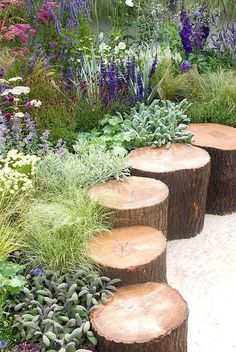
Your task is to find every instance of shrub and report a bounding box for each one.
[13,269,119,351]
[79,99,193,150]
[35,141,130,194]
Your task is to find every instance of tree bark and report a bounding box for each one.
[89,226,167,285]
[128,144,211,240]
[187,123,236,215]
[91,282,189,352]
[89,176,169,237]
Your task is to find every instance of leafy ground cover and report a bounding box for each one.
[0,0,235,350]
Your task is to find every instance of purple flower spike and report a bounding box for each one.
[180,61,192,72]
[180,10,193,56]
[0,69,4,79]
[32,267,43,276]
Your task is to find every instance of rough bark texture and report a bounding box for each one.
[89,177,169,237]
[115,201,168,237]
[132,164,210,240]
[91,282,189,352]
[101,249,167,285]
[193,146,236,215]
[95,318,188,352]
[186,123,236,215]
[89,226,167,285]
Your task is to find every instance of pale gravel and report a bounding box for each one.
[167,213,236,352]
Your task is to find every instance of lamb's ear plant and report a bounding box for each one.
[79,99,193,151]
[14,270,120,352]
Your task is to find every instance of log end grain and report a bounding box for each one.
[187,123,236,151]
[128,144,210,173]
[89,226,167,284]
[91,282,188,349]
[89,176,169,210]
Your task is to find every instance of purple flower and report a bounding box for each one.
[0,69,4,79]
[149,55,158,78]
[7,95,14,103]
[31,267,43,276]
[180,10,193,56]
[0,341,7,349]
[180,60,192,72]
[193,9,201,18]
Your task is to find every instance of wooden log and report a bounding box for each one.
[187,123,236,215]
[91,282,188,352]
[89,226,167,285]
[128,144,211,240]
[89,176,169,236]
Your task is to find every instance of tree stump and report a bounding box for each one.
[91,282,188,352]
[89,226,167,285]
[89,176,169,236]
[128,144,211,240]
[187,123,236,215]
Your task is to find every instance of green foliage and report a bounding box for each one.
[0,191,31,260]
[80,99,193,150]
[208,0,236,21]
[35,141,130,193]
[176,68,236,126]
[25,61,78,145]
[21,190,111,273]
[14,270,119,351]
[0,259,26,313]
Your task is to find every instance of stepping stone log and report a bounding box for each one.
[90,282,188,352]
[187,123,236,215]
[128,144,211,240]
[89,176,169,236]
[89,226,167,285]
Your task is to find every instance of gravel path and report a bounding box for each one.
[167,214,236,352]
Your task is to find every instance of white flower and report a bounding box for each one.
[99,42,110,52]
[125,0,134,7]
[0,79,8,84]
[114,46,120,55]
[1,86,30,96]
[98,32,104,41]
[174,52,182,63]
[8,77,23,82]
[14,112,24,118]
[30,99,42,108]
[118,42,126,50]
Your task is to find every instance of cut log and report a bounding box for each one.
[187,123,236,215]
[128,144,211,240]
[89,176,169,236]
[91,282,188,352]
[89,226,167,285]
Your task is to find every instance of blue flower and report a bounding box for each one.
[31,267,43,276]
[180,61,192,72]
[0,340,7,349]
[193,9,201,18]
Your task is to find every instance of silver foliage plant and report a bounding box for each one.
[35,141,130,193]
[118,99,194,149]
[14,270,120,352]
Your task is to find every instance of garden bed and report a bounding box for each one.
[0,0,235,351]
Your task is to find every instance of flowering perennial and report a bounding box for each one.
[0,149,40,194]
